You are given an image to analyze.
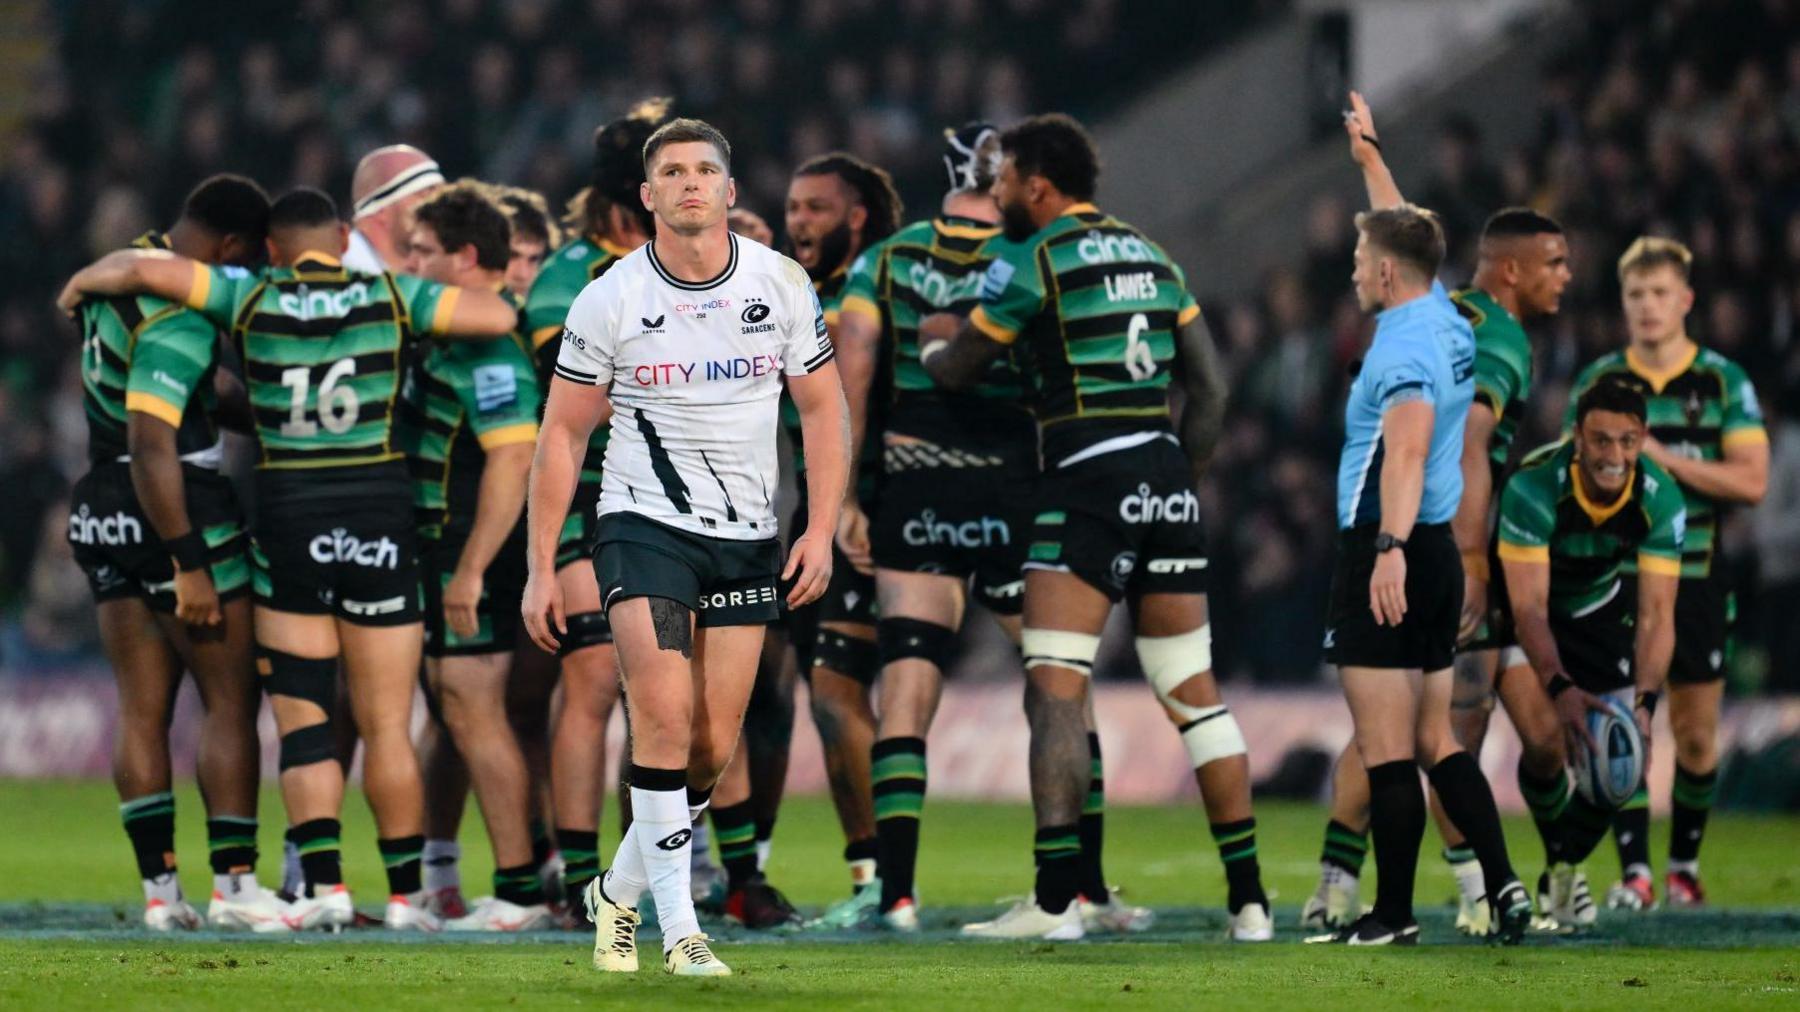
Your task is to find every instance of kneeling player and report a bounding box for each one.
[922,115,1270,941]
[64,176,274,929]
[1497,380,1682,927]
[524,119,848,976]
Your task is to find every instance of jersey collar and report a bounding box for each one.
[1625,340,1698,394]
[646,232,738,291]
[1569,460,1634,526]
[1060,202,1100,219]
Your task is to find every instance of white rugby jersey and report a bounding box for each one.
[554,233,834,540]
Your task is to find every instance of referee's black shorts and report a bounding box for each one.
[1324,522,1461,672]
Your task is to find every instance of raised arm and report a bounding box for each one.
[1344,91,1404,211]
[430,286,521,340]
[58,250,201,314]
[1643,436,1768,505]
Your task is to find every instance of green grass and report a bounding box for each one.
[0,780,1796,1009]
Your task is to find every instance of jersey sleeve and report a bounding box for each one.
[1365,341,1436,411]
[525,259,584,352]
[1495,470,1555,564]
[1636,461,1687,576]
[184,263,257,328]
[1719,360,1769,450]
[1169,258,1201,327]
[555,276,618,386]
[1472,333,1527,420]
[838,242,883,325]
[124,305,216,428]
[779,259,836,376]
[391,273,461,336]
[455,341,541,449]
[968,239,1045,345]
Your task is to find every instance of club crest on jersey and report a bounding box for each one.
[741,300,775,332]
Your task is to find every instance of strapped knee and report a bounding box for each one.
[279,722,337,772]
[560,610,612,655]
[813,628,880,685]
[1021,628,1101,678]
[258,648,337,710]
[1134,625,1213,721]
[1178,706,1247,769]
[877,617,957,670]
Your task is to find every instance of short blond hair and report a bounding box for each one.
[1617,235,1692,283]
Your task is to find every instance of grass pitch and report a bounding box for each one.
[0,780,1795,1009]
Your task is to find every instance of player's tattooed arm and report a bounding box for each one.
[648,597,694,659]
[56,249,198,314]
[1172,318,1228,480]
[917,312,1005,391]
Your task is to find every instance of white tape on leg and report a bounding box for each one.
[1021,628,1101,677]
[1134,624,1213,720]
[1180,705,1248,769]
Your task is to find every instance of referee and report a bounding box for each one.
[1317,197,1530,945]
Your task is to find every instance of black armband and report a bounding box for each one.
[1635,690,1660,717]
[1545,673,1574,700]
[166,530,209,573]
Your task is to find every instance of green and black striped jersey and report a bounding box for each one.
[968,204,1200,460]
[780,267,852,472]
[1452,287,1533,474]
[184,251,460,470]
[1565,343,1766,578]
[1496,439,1686,619]
[840,216,1032,446]
[399,293,541,540]
[524,233,628,485]
[78,232,223,464]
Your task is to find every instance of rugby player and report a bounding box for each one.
[919,114,1268,941]
[1309,172,1529,943]
[523,117,849,976]
[346,144,446,273]
[1566,237,1768,909]
[1303,93,1575,934]
[523,99,674,915]
[400,184,551,930]
[1498,380,1684,917]
[711,151,901,929]
[64,175,274,930]
[60,187,520,932]
[495,186,561,299]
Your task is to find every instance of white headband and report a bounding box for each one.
[353,161,444,219]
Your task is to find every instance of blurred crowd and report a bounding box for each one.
[1203,0,1800,688]
[1,0,1795,689]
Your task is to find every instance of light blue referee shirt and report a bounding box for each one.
[1336,281,1476,530]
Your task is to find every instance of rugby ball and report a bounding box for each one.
[1570,698,1645,810]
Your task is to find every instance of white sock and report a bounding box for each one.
[281,839,302,896]
[1668,859,1699,877]
[756,838,772,871]
[1626,861,1654,881]
[144,871,182,904]
[214,870,262,901]
[689,816,713,869]
[632,779,698,950]
[850,858,877,887]
[1449,854,1485,904]
[423,839,461,892]
[1320,862,1355,890]
[602,824,647,907]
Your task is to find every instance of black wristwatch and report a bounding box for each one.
[1373,532,1407,554]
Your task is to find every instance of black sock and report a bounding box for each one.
[1077,732,1109,902]
[530,819,553,870]
[557,828,600,908]
[1427,750,1516,899]
[207,816,258,876]
[1516,758,1570,865]
[1612,786,1651,874]
[1557,791,1615,865]
[290,818,342,896]
[1366,760,1425,925]
[493,862,545,906]
[1669,764,1717,865]
[710,801,759,891]
[1320,818,1369,876]
[378,834,425,896]
[873,737,927,911]
[1033,824,1081,914]
[120,792,177,881]
[1210,818,1267,913]
[754,816,776,849]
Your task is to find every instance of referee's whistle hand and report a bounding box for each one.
[1368,550,1408,626]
